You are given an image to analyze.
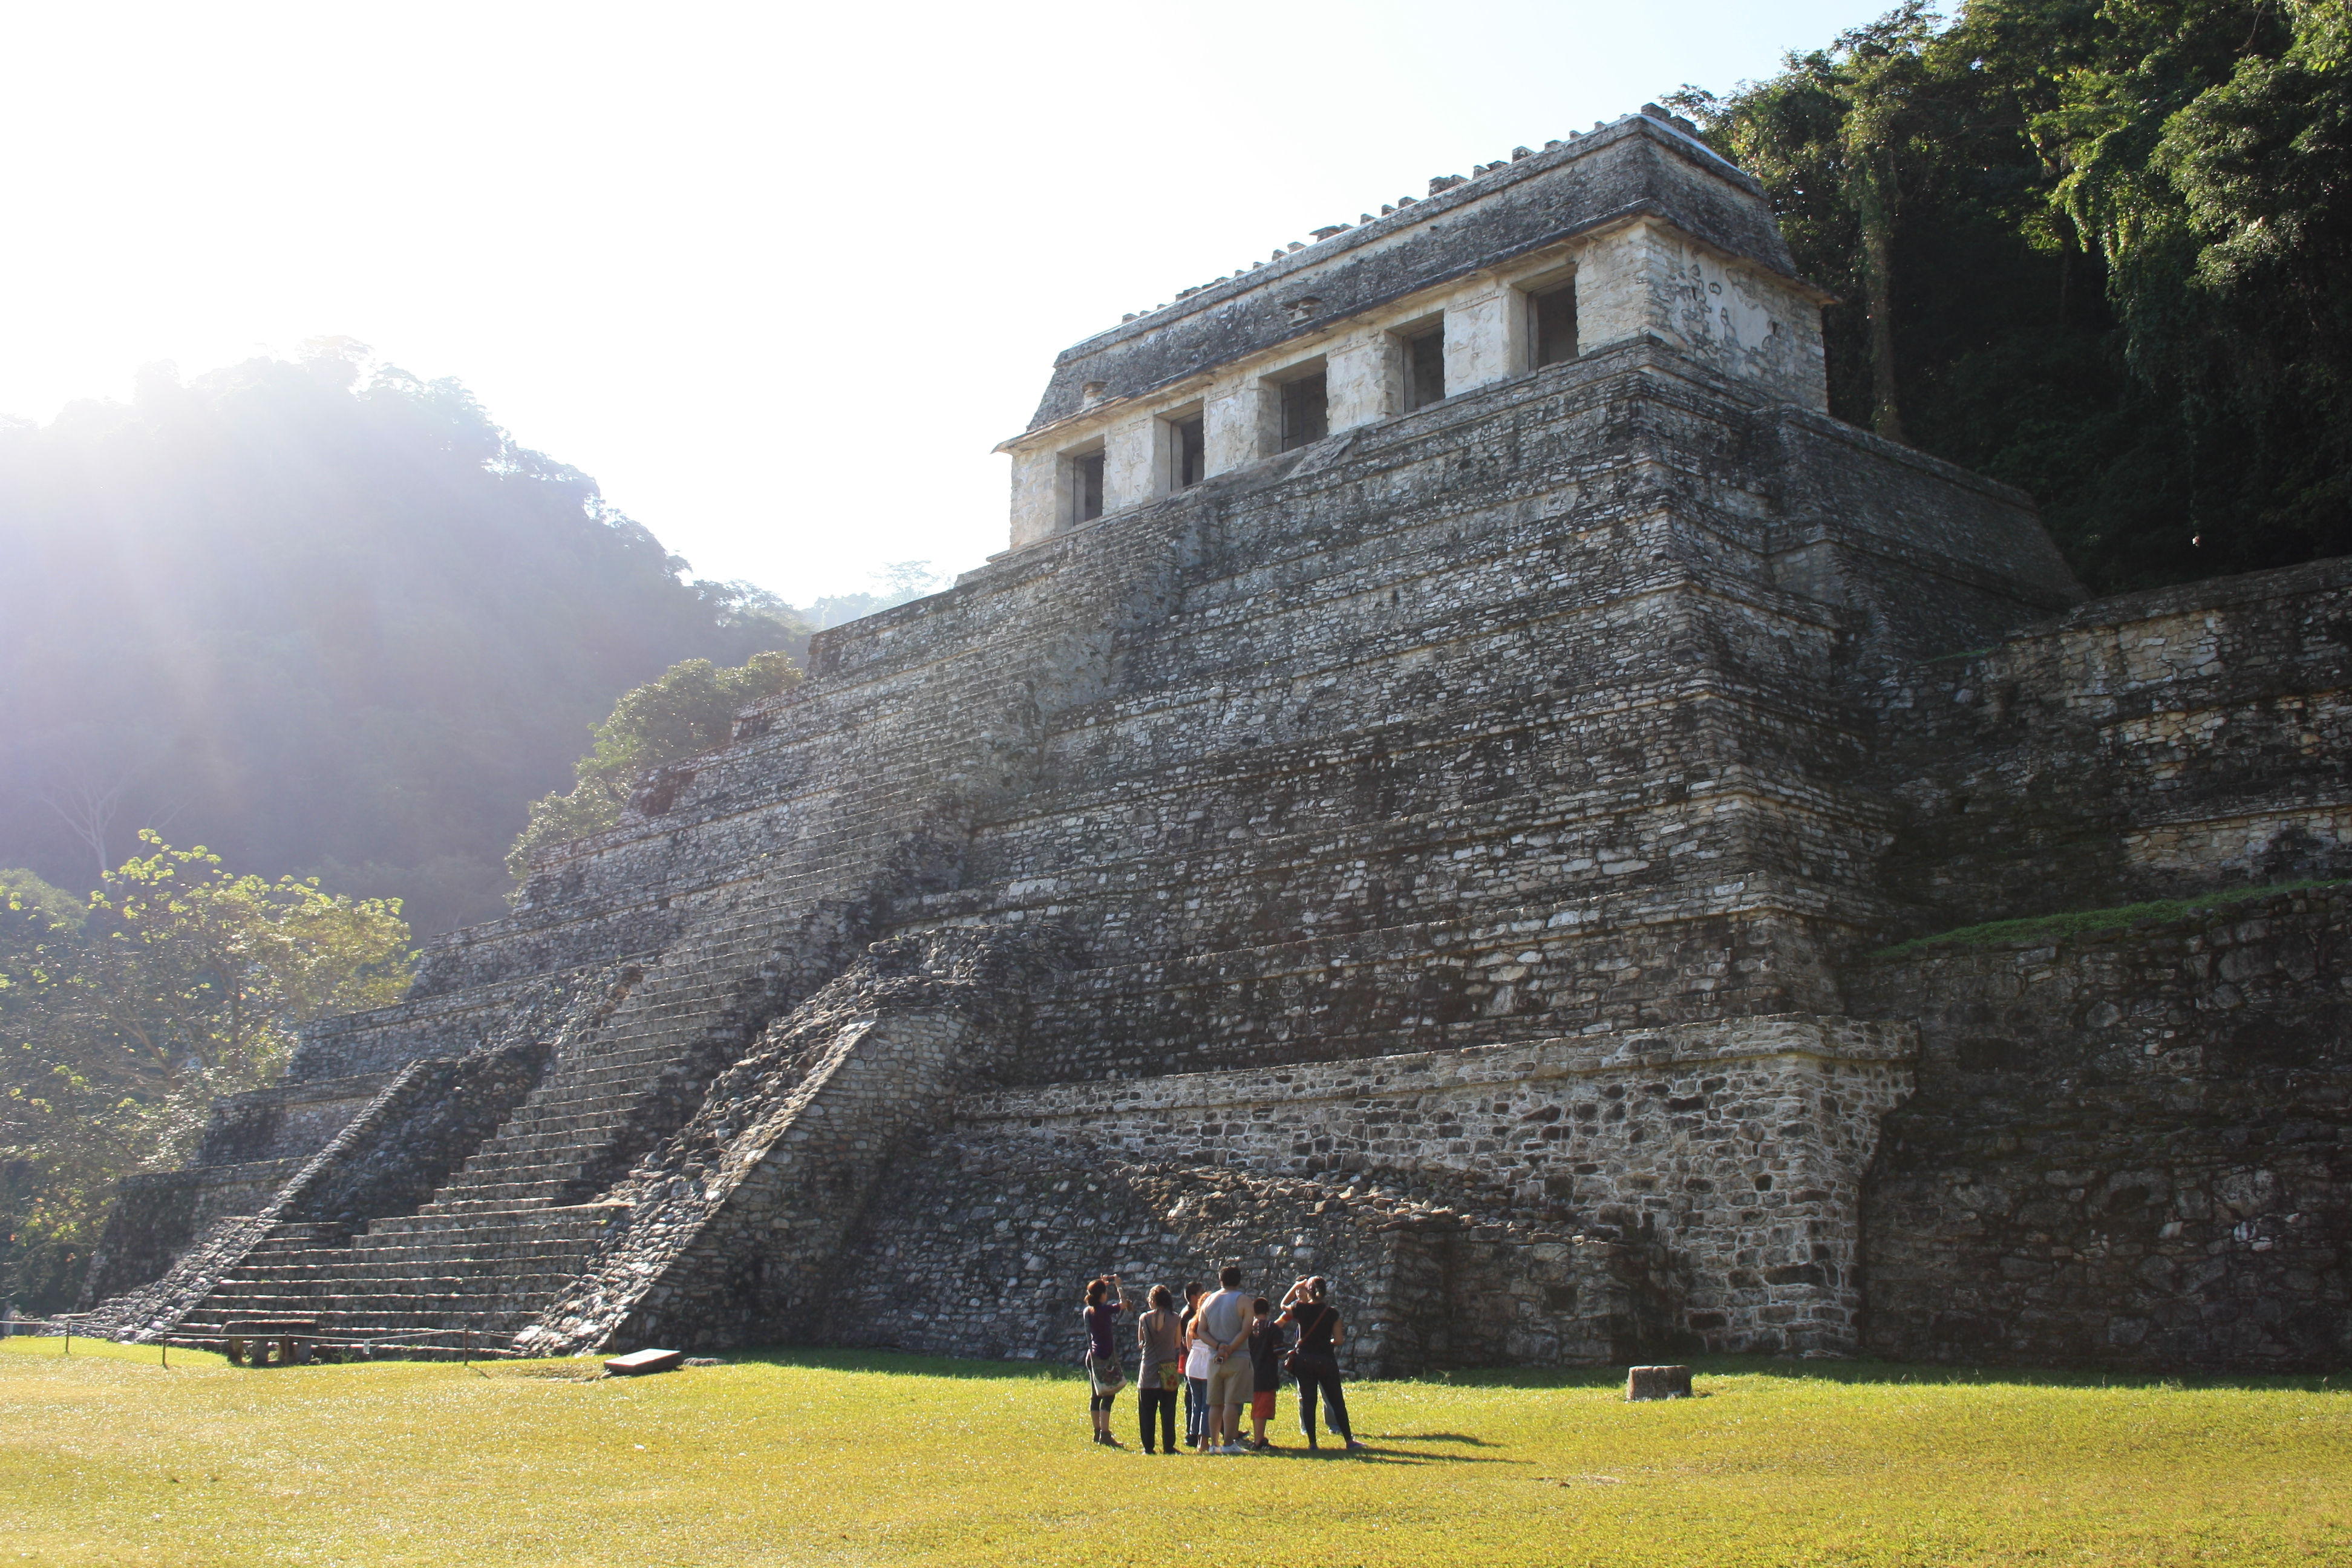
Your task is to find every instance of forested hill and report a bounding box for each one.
[0,343,807,934]
[1673,0,2352,594]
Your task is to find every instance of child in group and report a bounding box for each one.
[1245,1296,1287,1450]
[1181,1284,1215,1449]
[1177,1281,1210,1448]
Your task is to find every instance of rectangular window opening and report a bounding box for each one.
[1279,373,1328,451]
[1071,450,1105,524]
[1403,322,1446,411]
[1532,281,1578,368]
[1174,414,1206,488]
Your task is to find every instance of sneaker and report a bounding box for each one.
[1344,1439,1368,1452]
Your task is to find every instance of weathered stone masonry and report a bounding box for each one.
[83,108,2350,1373]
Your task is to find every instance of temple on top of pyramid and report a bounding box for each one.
[79,109,2352,1379]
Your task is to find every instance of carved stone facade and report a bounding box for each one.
[82,109,2351,1373]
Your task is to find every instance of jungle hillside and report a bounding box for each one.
[1671,0,2352,593]
[0,342,818,938]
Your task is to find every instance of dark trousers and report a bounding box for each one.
[1184,1376,1208,1443]
[1138,1387,1178,1452]
[1295,1363,1352,1443]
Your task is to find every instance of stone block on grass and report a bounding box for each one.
[1625,1364,1692,1401]
[604,1348,684,1376]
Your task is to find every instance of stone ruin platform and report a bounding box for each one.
[81,109,2351,1374]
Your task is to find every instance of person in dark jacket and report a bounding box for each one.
[1082,1275,1128,1445]
[1275,1275,1364,1452]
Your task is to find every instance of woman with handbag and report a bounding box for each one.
[1276,1275,1365,1452]
[1082,1275,1128,1446]
[1133,1284,1186,1454]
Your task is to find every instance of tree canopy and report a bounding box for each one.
[507,652,805,878]
[1673,0,2352,592]
[1,837,410,1310]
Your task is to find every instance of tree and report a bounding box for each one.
[1675,0,2345,594]
[506,652,805,881]
[1,836,410,1310]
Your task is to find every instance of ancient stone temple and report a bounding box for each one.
[84,108,2350,1373]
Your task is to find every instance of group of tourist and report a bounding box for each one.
[1080,1266,1364,1454]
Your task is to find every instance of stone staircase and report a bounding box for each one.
[168,927,803,1356]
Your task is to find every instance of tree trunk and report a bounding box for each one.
[1855,151,1907,445]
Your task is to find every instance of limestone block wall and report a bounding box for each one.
[292,976,554,1081]
[1873,557,2352,929]
[388,342,2068,1105]
[1575,219,1827,411]
[1022,114,1809,431]
[1854,886,2352,1371]
[1763,408,2081,673]
[190,1074,390,1166]
[958,1015,1915,1356]
[76,1162,303,1312]
[518,929,1073,1356]
[822,1140,1680,1374]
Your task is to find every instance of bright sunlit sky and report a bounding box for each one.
[2,1,1887,606]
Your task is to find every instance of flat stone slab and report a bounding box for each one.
[603,1348,684,1376]
[1625,1364,1693,1401]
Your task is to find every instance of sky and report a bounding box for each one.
[0,0,1890,607]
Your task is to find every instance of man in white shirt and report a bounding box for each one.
[1195,1264,1256,1454]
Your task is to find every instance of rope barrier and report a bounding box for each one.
[1,1313,526,1364]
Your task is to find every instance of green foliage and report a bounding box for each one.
[0,343,810,935]
[0,870,82,942]
[1871,877,2350,957]
[1,835,410,1311]
[1673,0,2352,593]
[506,652,804,880]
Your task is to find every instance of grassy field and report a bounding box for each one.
[2,1336,2344,1567]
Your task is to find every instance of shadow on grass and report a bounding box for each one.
[629,1345,2348,1398]
[1410,1355,2346,1396]
[726,1345,1084,1381]
[1243,1441,1512,1467]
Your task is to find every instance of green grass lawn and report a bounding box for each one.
[2,1336,2344,1566]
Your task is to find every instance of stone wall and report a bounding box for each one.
[517,929,1075,1356]
[1025,115,1817,428]
[1856,886,2352,1371]
[821,1139,1680,1375]
[960,1015,1912,1356]
[77,1163,299,1312]
[1872,557,2352,932]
